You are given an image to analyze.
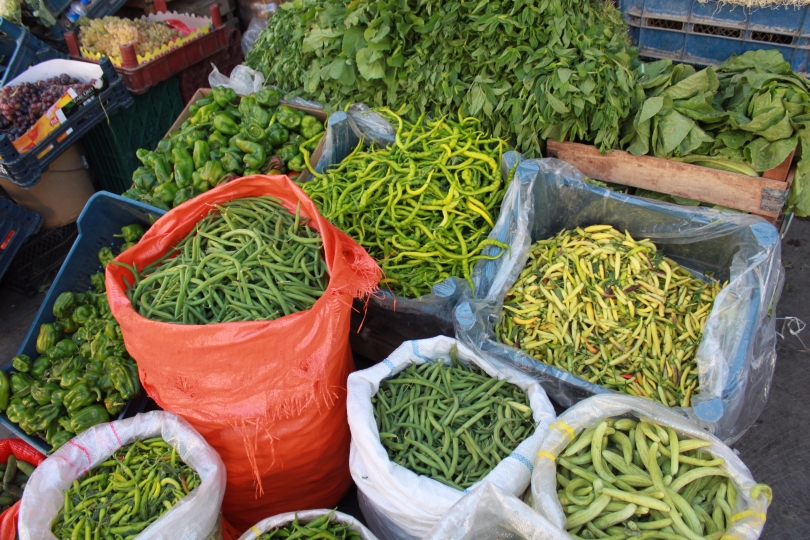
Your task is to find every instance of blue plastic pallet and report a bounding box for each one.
[0,17,65,86]
[618,0,810,74]
[0,197,41,282]
[0,57,134,188]
[0,191,166,453]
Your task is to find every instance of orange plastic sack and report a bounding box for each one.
[106,175,380,531]
[0,439,46,540]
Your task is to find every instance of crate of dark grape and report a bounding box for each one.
[0,57,133,189]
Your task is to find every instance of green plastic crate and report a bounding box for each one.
[81,76,184,194]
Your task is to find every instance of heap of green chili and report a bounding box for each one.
[120,196,328,324]
[302,108,512,298]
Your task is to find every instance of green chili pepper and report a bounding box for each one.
[191,103,220,126]
[98,247,115,269]
[0,372,10,412]
[213,113,239,135]
[193,140,211,170]
[171,147,194,189]
[116,224,145,244]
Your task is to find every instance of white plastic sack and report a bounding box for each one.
[209,64,265,96]
[347,336,557,540]
[241,17,269,55]
[19,411,227,540]
[423,482,569,540]
[456,158,784,444]
[237,509,378,540]
[531,394,770,540]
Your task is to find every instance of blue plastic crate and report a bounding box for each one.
[0,196,41,282]
[0,18,65,86]
[0,57,134,188]
[618,0,810,74]
[0,191,165,453]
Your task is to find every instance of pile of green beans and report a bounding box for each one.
[556,418,765,540]
[373,349,535,489]
[302,107,512,298]
[121,196,328,324]
[495,225,725,408]
[51,437,201,539]
[0,455,36,511]
[258,511,361,539]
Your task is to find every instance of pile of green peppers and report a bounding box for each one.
[122,86,326,210]
[0,225,145,451]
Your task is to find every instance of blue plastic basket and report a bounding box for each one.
[0,18,65,86]
[618,0,810,74]
[0,57,134,189]
[0,196,41,282]
[0,191,166,453]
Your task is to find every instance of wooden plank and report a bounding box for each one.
[546,140,790,218]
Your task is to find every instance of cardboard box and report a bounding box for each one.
[168,88,327,183]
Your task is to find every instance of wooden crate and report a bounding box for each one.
[546,140,795,224]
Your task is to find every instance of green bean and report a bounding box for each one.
[555,418,765,540]
[372,347,534,489]
[122,197,328,324]
[257,510,362,539]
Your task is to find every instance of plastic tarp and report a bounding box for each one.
[531,394,770,539]
[455,158,784,444]
[237,510,378,540]
[18,411,227,540]
[347,336,556,540]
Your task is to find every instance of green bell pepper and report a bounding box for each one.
[10,372,33,395]
[60,369,83,390]
[288,133,305,147]
[122,188,146,201]
[172,147,194,189]
[116,224,145,244]
[20,394,36,409]
[90,272,106,293]
[185,129,207,149]
[84,360,104,386]
[191,102,221,126]
[213,113,239,135]
[31,356,51,379]
[222,151,243,173]
[277,105,303,129]
[132,167,158,192]
[28,403,61,433]
[36,323,63,354]
[72,304,98,325]
[173,187,200,208]
[192,171,208,192]
[0,371,9,412]
[243,123,268,143]
[287,153,305,172]
[234,138,267,170]
[107,357,141,400]
[11,354,31,373]
[248,105,271,129]
[47,339,79,360]
[58,415,73,433]
[5,400,25,423]
[255,88,280,108]
[31,382,60,406]
[69,404,110,434]
[208,130,229,149]
[200,160,225,186]
[266,123,289,147]
[104,392,126,416]
[277,144,299,165]
[244,168,261,176]
[138,151,171,184]
[18,407,37,434]
[50,388,66,406]
[193,140,211,170]
[48,428,72,449]
[119,242,136,254]
[238,95,256,117]
[153,182,180,205]
[53,292,77,319]
[225,104,242,121]
[51,359,71,379]
[98,247,115,269]
[212,86,237,107]
[64,382,103,414]
[58,316,78,334]
[79,342,92,360]
[300,115,324,139]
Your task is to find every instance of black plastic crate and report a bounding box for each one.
[0,17,65,86]
[0,222,77,296]
[82,76,184,194]
[0,195,41,282]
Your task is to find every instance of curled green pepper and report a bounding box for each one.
[213,113,239,135]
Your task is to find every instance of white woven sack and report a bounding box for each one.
[347,335,557,540]
[237,509,378,539]
[531,394,771,539]
[19,411,227,540]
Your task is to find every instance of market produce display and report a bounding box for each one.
[119,196,328,324]
[495,225,723,407]
[372,350,535,489]
[123,87,325,210]
[76,16,180,60]
[622,50,810,216]
[0,75,95,140]
[302,108,511,297]
[555,417,770,539]
[0,455,36,512]
[245,0,638,157]
[49,437,201,538]
[0,225,144,450]
[257,512,361,540]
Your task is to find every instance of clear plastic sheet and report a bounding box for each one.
[208,64,265,95]
[241,17,268,56]
[455,158,784,444]
[18,411,227,540]
[531,394,770,539]
[237,510,378,540]
[347,336,557,540]
[422,482,569,540]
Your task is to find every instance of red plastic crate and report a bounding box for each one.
[64,4,231,94]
